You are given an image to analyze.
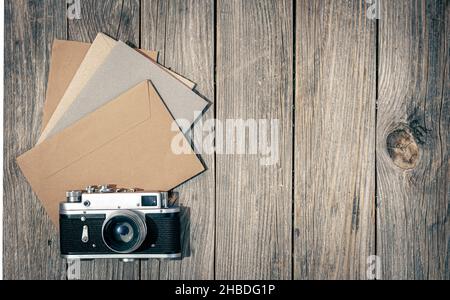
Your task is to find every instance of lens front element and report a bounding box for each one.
[114,222,134,243]
[102,211,147,254]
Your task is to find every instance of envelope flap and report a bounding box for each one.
[93,32,117,53]
[18,81,151,179]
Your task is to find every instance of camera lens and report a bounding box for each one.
[102,211,147,254]
[114,223,133,243]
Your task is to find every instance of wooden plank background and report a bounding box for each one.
[67,0,142,280]
[3,0,449,280]
[4,0,67,280]
[294,0,376,280]
[377,0,449,280]
[215,0,293,280]
[140,0,215,280]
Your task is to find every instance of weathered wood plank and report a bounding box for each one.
[377,0,449,280]
[67,0,142,280]
[3,0,67,279]
[294,0,376,279]
[140,0,215,280]
[5,0,447,281]
[215,0,293,280]
[140,0,168,61]
[68,0,140,45]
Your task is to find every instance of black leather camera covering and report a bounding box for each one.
[60,213,181,255]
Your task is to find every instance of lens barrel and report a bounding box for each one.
[102,210,147,254]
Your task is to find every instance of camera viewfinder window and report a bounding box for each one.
[141,196,158,207]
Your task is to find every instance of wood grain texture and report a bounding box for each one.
[3,0,67,280]
[68,0,140,45]
[215,0,293,280]
[4,0,449,281]
[140,0,215,280]
[294,0,376,280]
[67,0,141,280]
[377,0,449,280]
[140,0,168,60]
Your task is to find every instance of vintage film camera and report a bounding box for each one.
[59,185,181,261]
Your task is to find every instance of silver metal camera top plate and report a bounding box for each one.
[59,192,177,214]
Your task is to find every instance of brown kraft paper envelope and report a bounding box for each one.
[17,81,205,227]
[44,41,207,141]
[40,33,195,142]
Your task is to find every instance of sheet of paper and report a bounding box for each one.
[39,34,196,144]
[46,41,208,139]
[17,81,205,227]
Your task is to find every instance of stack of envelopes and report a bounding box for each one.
[17,33,208,226]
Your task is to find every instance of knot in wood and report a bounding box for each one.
[386,128,420,170]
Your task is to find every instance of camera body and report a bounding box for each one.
[59,186,181,260]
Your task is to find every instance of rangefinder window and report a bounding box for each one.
[141,195,158,207]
